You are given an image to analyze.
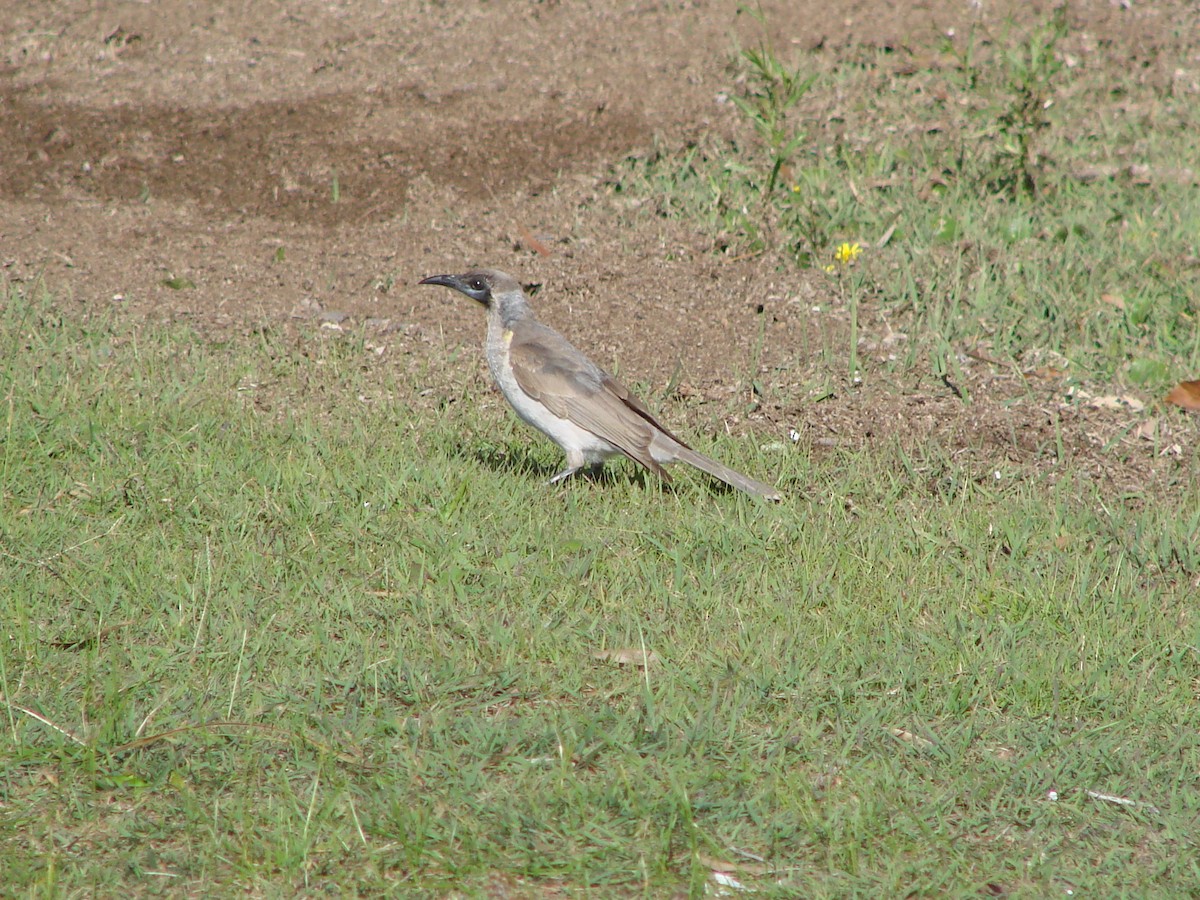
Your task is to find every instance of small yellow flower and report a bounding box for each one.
[790,185,801,193]
[834,242,863,265]
[824,264,836,273]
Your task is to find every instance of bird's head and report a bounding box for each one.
[419,269,525,309]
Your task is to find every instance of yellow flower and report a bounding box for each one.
[834,242,863,265]
[824,264,836,273]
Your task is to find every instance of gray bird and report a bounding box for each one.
[419,268,781,500]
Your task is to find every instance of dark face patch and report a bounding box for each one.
[419,272,492,306]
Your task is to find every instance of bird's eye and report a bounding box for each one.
[469,278,485,292]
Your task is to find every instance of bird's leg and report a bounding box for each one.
[547,466,582,485]
[547,449,592,486]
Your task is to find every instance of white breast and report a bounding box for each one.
[485,323,620,466]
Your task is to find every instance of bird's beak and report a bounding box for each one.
[419,273,490,306]
[418,274,465,291]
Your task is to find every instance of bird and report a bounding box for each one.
[418,268,781,501]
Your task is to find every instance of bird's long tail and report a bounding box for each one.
[672,445,782,501]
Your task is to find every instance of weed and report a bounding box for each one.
[947,7,1069,197]
[729,24,817,198]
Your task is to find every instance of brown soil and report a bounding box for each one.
[3,0,1195,490]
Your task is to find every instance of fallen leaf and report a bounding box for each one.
[917,175,950,201]
[1129,165,1153,186]
[888,726,934,749]
[1134,418,1157,441]
[592,648,660,668]
[1088,394,1146,412]
[1024,365,1067,380]
[517,224,552,257]
[709,871,750,893]
[1086,789,1161,816]
[1100,292,1126,310]
[698,854,770,877]
[46,622,131,651]
[1128,164,1197,187]
[812,770,844,791]
[1070,164,1121,182]
[1165,380,1200,411]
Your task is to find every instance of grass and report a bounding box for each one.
[5,12,1200,897]
[3,283,1200,897]
[610,13,1200,392]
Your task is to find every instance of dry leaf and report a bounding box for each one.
[1129,165,1153,186]
[709,871,751,893]
[812,770,844,791]
[1086,789,1161,816]
[1025,365,1067,380]
[1100,292,1126,310]
[1088,394,1146,412]
[592,648,660,668]
[698,854,770,877]
[1165,380,1200,411]
[517,224,552,257]
[1134,418,1158,441]
[916,175,949,201]
[46,623,130,651]
[1070,164,1120,182]
[888,726,934,749]
[1128,164,1197,187]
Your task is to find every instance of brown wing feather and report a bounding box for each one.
[508,325,675,477]
[595,372,692,450]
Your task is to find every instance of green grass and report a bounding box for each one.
[5,14,1200,896]
[3,284,1200,897]
[609,16,1200,391]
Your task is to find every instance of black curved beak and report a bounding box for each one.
[418,273,489,305]
[418,274,466,291]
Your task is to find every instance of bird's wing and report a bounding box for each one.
[508,324,677,477]
[594,370,691,450]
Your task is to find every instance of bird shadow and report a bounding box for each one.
[471,443,560,480]
[469,443,665,493]
[467,443,787,501]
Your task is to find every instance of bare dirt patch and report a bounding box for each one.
[2,0,1195,489]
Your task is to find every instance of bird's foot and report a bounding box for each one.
[547,463,605,486]
[546,466,581,485]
